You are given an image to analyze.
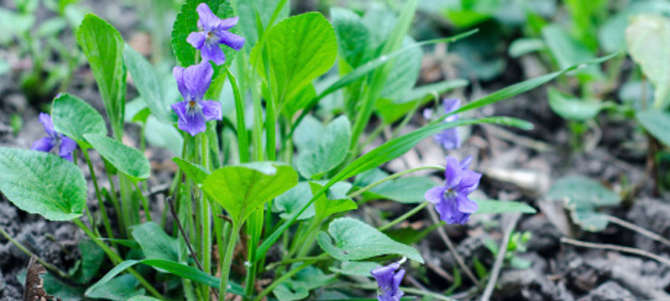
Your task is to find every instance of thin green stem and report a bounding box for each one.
[252,83,264,161]
[104,164,123,232]
[83,149,116,246]
[200,133,212,296]
[379,202,430,231]
[0,226,68,279]
[135,182,152,222]
[73,219,164,299]
[348,165,445,199]
[219,223,239,301]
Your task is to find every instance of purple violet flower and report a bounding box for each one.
[371,260,405,301]
[171,60,222,136]
[187,3,245,65]
[425,156,481,224]
[31,113,77,161]
[434,98,461,150]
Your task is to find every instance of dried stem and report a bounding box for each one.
[606,215,670,248]
[561,237,670,267]
[428,206,480,285]
[167,196,219,300]
[481,213,521,301]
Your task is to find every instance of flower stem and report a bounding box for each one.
[379,201,430,231]
[219,223,239,301]
[83,149,116,246]
[72,219,164,299]
[0,226,68,279]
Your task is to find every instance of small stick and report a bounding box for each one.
[481,213,521,301]
[428,207,480,285]
[606,215,670,248]
[561,237,670,267]
[167,196,219,300]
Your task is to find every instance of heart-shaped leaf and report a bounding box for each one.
[626,15,670,108]
[546,175,620,232]
[51,93,107,147]
[294,116,351,178]
[317,217,423,263]
[310,182,356,222]
[173,157,210,185]
[202,162,298,225]
[131,222,180,262]
[0,147,86,221]
[636,109,670,146]
[123,45,171,123]
[547,88,606,121]
[331,7,370,68]
[84,133,150,181]
[85,274,143,301]
[251,12,337,101]
[76,14,126,137]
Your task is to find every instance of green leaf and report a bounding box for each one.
[235,0,289,48]
[76,14,126,137]
[310,182,357,221]
[131,222,180,262]
[376,79,468,124]
[273,182,316,220]
[51,93,107,147]
[128,297,162,301]
[294,116,351,178]
[329,261,381,277]
[273,265,334,301]
[202,162,298,224]
[547,88,604,121]
[380,37,422,99]
[86,259,245,296]
[123,45,171,123]
[331,7,370,68]
[546,175,620,208]
[70,239,105,284]
[145,116,183,156]
[0,8,34,44]
[42,272,85,300]
[546,175,620,232]
[317,217,423,263]
[0,148,86,221]
[636,109,670,146]
[626,15,670,108]
[355,169,437,204]
[474,200,537,215]
[251,12,338,100]
[84,133,150,181]
[86,274,143,301]
[508,38,546,58]
[173,157,210,184]
[172,0,238,67]
[542,24,599,79]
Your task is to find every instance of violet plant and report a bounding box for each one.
[0,0,615,300]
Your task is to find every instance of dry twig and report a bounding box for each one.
[480,213,521,301]
[428,206,480,285]
[561,237,670,267]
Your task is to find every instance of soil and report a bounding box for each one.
[1,1,670,301]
